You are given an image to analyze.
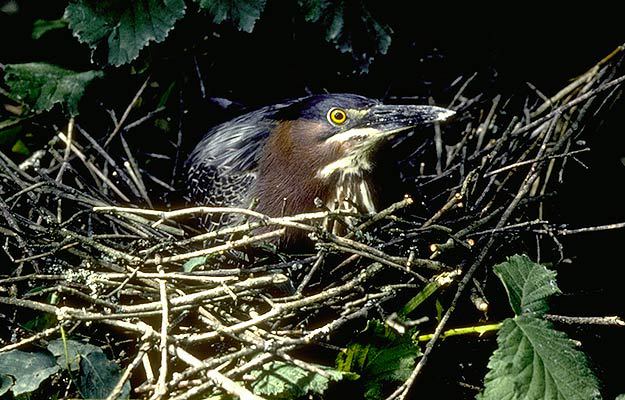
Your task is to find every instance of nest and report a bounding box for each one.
[1,46,624,399]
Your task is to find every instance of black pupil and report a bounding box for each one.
[334,111,344,120]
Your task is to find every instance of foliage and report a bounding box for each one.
[298,0,391,70]
[0,349,60,396]
[478,255,601,400]
[493,254,560,316]
[3,62,103,116]
[249,360,356,399]
[41,0,388,69]
[77,351,130,399]
[196,0,267,32]
[32,18,68,39]
[336,320,422,400]
[0,339,128,398]
[64,0,187,66]
[47,338,102,371]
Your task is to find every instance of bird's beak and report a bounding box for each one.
[326,104,455,145]
[366,104,455,133]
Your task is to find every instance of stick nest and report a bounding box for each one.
[1,47,624,399]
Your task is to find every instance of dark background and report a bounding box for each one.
[1,2,624,398]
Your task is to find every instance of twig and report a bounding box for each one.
[483,148,590,177]
[172,346,263,400]
[104,76,151,146]
[57,132,131,202]
[544,314,625,326]
[106,339,152,400]
[143,229,285,265]
[151,265,170,400]
[0,324,64,353]
[540,222,625,235]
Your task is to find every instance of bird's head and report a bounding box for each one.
[268,94,455,180]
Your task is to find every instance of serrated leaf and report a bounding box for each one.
[249,360,355,399]
[32,18,68,39]
[479,316,601,400]
[78,351,130,399]
[64,0,186,66]
[3,63,103,116]
[363,341,420,400]
[47,338,102,371]
[336,319,421,400]
[0,349,60,396]
[494,254,561,316]
[298,0,392,72]
[196,0,266,32]
[337,342,370,373]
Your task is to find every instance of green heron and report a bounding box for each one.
[186,94,454,242]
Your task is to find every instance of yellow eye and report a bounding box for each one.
[328,108,348,125]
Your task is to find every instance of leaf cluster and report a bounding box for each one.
[479,255,601,400]
[0,338,129,398]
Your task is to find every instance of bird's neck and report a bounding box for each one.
[322,171,376,236]
[326,171,376,214]
[255,121,379,220]
[254,121,340,217]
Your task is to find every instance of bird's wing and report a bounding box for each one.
[186,162,256,208]
[185,101,296,207]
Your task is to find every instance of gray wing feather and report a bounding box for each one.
[185,101,296,207]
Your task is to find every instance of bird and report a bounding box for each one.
[185,93,454,245]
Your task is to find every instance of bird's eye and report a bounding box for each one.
[327,108,348,125]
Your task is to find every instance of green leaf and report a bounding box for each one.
[3,63,103,116]
[435,299,444,321]
[249,360,355,399]
[336,320,421,400]
[362,340,420,400]
[0,350,60,396]
[196,0,266,32]
[399,269,459,317]
[11,139,29,155]
[32,18,68,39]
[47,338,102,372]
[616,395,625,400]
[0,125,21,145]
[64,0,186,66]
[183,255,208,272]
[78,351,130,399]
[479,316,601,400]
[22,311,57,332]
[494,254,561,316]
[336,342,369,373]
[298,0,392,72]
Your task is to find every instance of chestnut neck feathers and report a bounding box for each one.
[252,119,375,217]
